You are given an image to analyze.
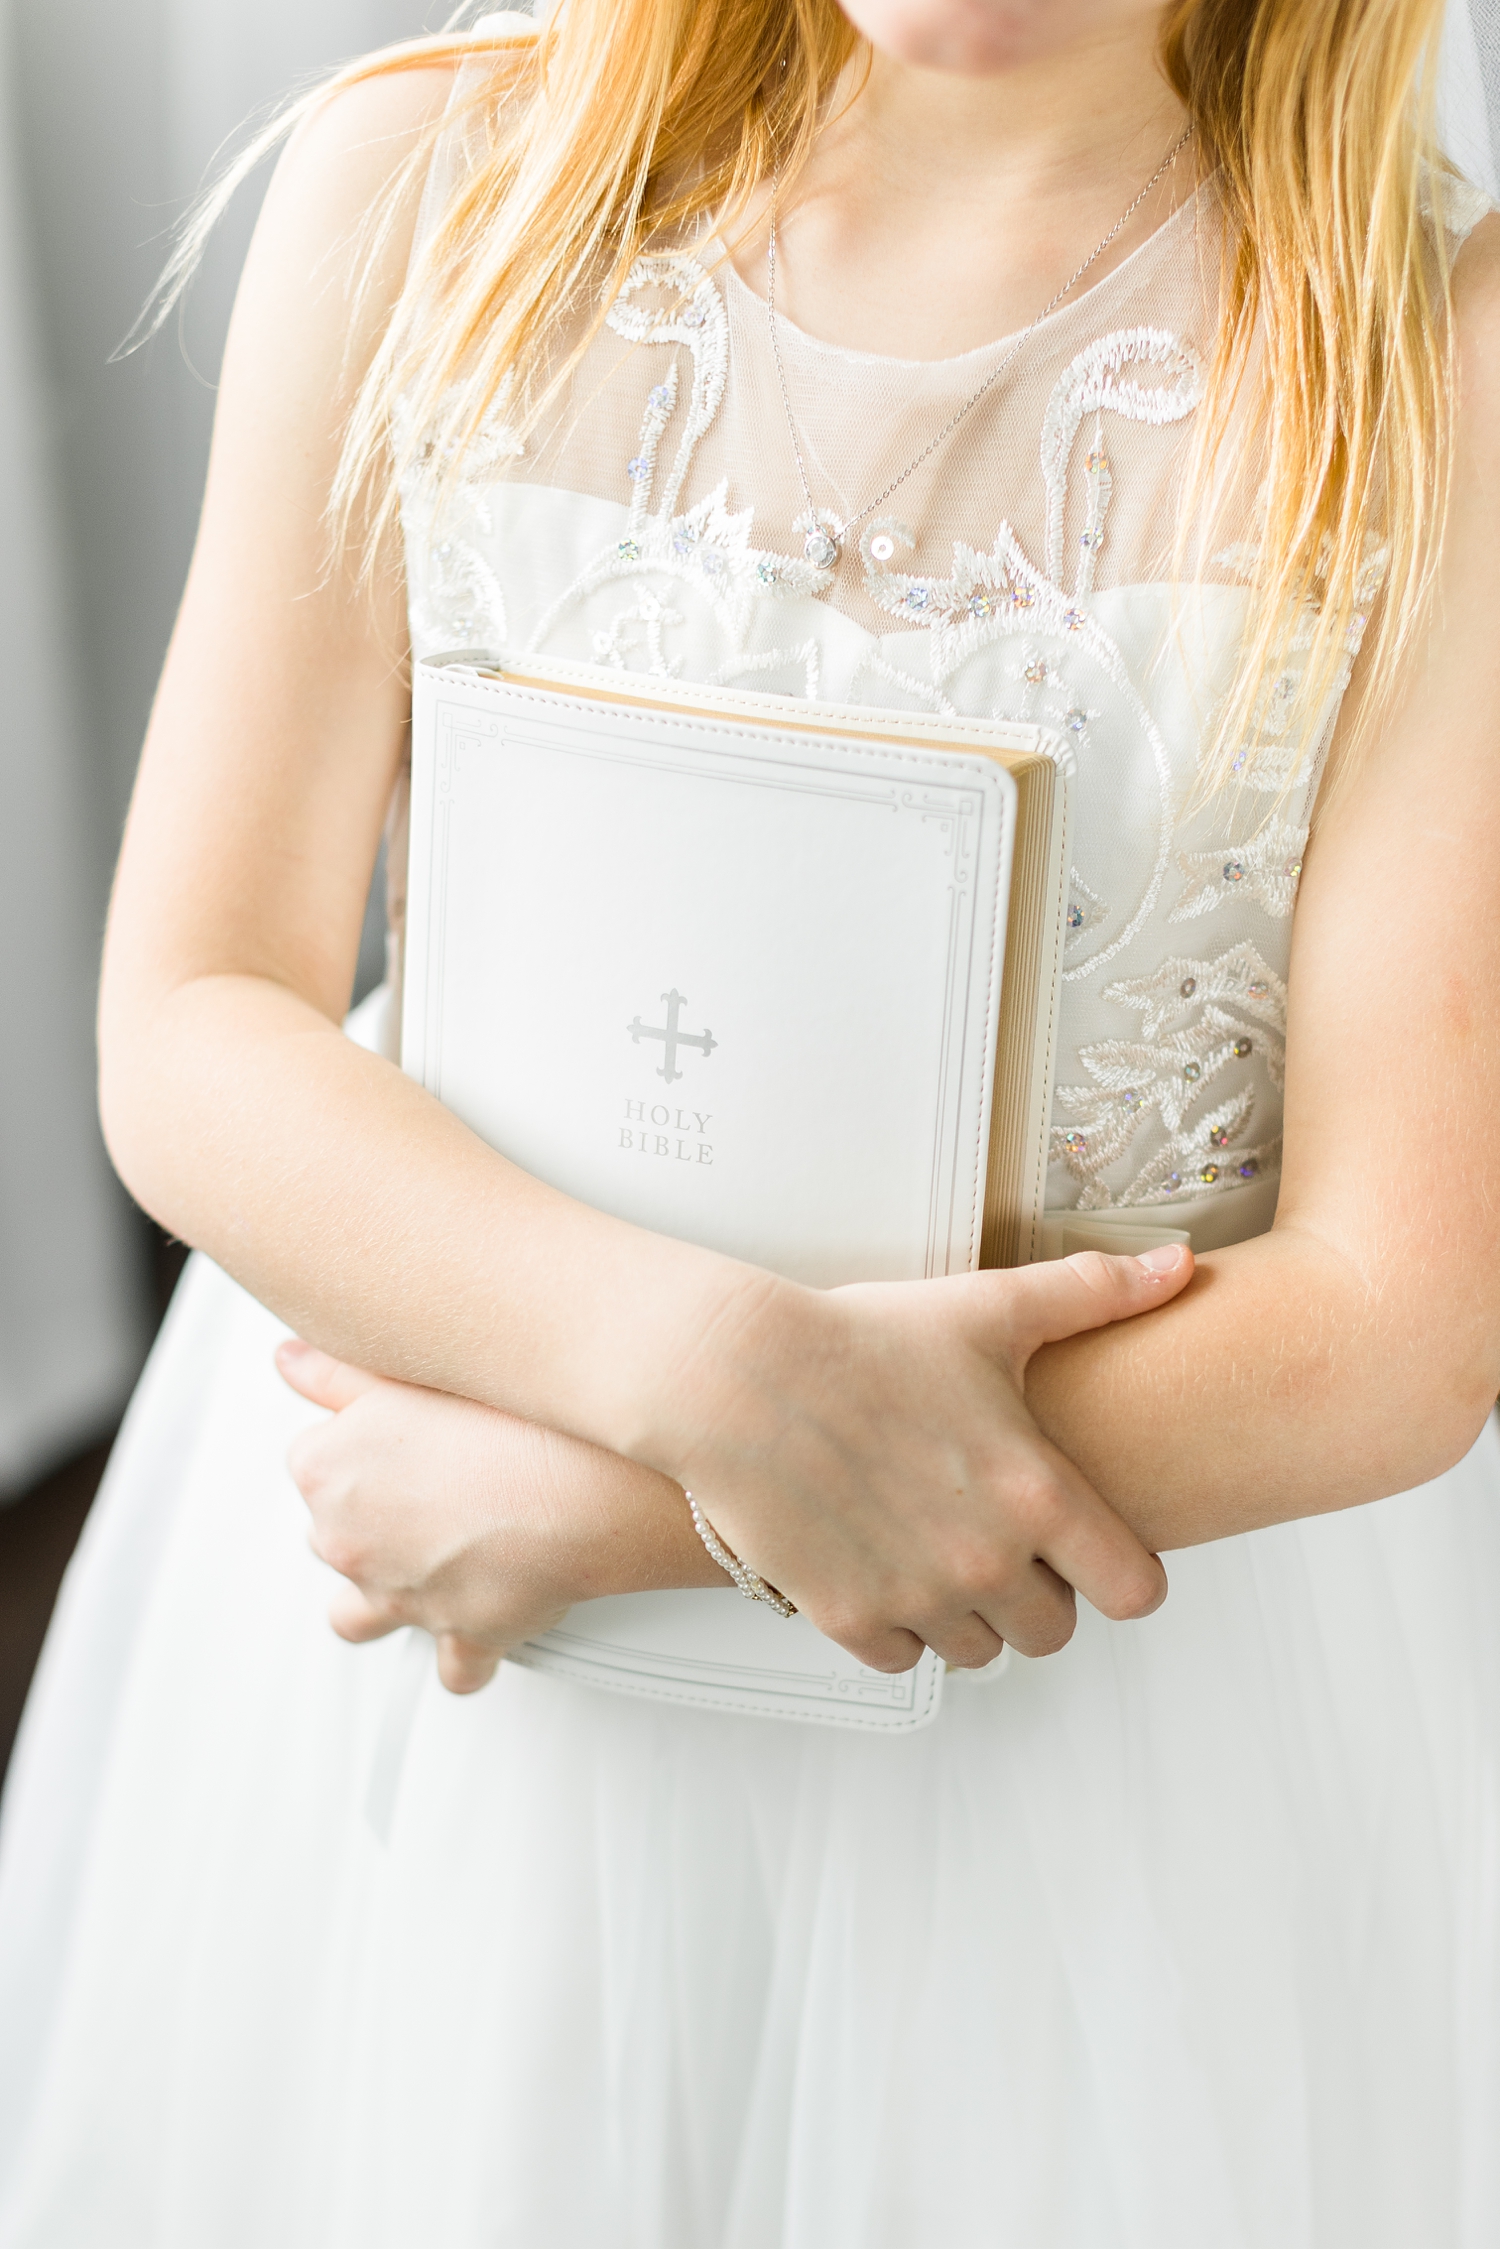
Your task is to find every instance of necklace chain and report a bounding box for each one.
[765,124,1196,571]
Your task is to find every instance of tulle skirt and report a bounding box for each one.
[2,1243,1498,2248]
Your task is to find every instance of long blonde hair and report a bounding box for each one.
[155,0,1458,799]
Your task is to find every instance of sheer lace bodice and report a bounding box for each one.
[399,159,1485,1226]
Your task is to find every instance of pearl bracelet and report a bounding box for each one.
[685,1492,797,1619]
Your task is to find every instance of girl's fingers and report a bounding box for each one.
[1020,1434,1170,1624]
[995,1244,1195,1363]
[913,1612,1008,1670]
[276,1338,383,1411]
[436,1633,503,1695]
[327,1583,403,1644]
[969,1565,1079,1661]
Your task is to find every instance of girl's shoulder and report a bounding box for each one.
[271,20,536,226]
[236,26,534,369]
[1447,196,1500,383]
[282,45,497,163]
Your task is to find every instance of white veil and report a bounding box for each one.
[1441,0,1500,198]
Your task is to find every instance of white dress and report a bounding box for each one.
[2,147,1499,2249]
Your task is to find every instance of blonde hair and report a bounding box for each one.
[1162,0,1454,806]
[153,0,1458,802]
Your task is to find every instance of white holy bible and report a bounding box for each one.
[402,654,1070,1731]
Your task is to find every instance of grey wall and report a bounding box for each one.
[13,0,443,848]
[0,0,452,1489]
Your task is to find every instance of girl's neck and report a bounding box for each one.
[734,22,1191,361]
[827,21,1184,203]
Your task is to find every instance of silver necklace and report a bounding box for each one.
[766,124,1195,572]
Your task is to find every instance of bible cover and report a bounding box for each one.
[402,653,1070,1730]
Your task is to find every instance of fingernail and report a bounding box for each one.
[276,1338,311,1366]
[1136,1244,1185,1274]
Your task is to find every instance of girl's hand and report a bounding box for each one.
[278,1242,1192,1692]
[646,1245,1196,1674]
[277,1342,719,1694]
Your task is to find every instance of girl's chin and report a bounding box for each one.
[841,0,1143,77]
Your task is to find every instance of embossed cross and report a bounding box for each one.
[627,990,717,1084]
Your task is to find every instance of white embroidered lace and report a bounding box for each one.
[398,143,1488,1221]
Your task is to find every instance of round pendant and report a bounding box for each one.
[803,528,839,570]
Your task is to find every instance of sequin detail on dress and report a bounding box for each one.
[397,210,1362,1226]
[1052,942,1286,1207]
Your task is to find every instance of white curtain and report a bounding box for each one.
[0,0,444,1495]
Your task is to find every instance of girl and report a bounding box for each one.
[3,0,1500,2241]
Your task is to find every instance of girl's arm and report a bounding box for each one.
[103,76,1500,1675]
[99,67,765,1447]
[1024,216,1500,1552]
[277,1341,725,1694]
[101,69,1177,1674]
